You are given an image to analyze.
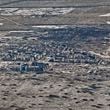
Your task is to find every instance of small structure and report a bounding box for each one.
[20,63,29,73]
[9,62,49,74]
[31,61,49,73]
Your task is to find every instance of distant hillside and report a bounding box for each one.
[0,0,110,7]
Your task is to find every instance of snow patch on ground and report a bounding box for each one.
[106,21,110,24]
[99,13,110,17]
[0,23,4,26]
[32,25,68,29]
[8,30,34,33]
[0,8,74,16]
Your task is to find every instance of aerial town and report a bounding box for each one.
[0,0,110,110]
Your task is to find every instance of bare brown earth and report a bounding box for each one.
[0,64,110,110]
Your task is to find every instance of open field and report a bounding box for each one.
[1,64,110,110]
